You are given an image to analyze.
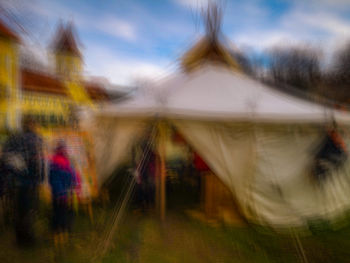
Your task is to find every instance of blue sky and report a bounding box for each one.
[3,0,350,86]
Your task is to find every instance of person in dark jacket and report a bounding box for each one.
[49,141,77,246]
[313,127,348,183]
[2,116,44,247]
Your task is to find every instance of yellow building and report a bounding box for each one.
[0,19,109,133]
[0,19,20,131]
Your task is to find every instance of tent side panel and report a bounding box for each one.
[174,120,350,227]
[173,120,255,218]
[253,126,350,227]
[90,117,149,187]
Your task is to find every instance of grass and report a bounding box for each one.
[2,202,350,262]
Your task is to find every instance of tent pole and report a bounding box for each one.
[157,121,167,221]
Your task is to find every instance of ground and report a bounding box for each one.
[1,203,350,263]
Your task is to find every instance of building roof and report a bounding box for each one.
[84,81,110,102]
[0,18,20,42]
[52,23,82,57]
[21,68,110,102]
[21,69,67,96]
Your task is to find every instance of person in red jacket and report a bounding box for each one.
[49,141,78,246]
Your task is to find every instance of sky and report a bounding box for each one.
[2,0,350,87]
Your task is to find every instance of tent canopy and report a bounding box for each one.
[87,65,350,229]
[99,65,350,124]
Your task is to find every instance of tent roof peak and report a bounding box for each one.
[180,3,240,73]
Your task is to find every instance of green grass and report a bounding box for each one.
[2,204,350,263]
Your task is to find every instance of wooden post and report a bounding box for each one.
[204,172,215,218]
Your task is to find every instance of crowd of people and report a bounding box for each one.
[0,116,80,248]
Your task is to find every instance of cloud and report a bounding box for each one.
[294,0,350,11]
[279,8,350,56]
[287,12,350,36]
[174,0,211,9]
[280,0,350,37]
[84,45,173,86]
[87,59,172,87]
[232,0,350,54]
[12,0,70,20]
[94,17,137,42]
[234,30,302,51]
[10,0,138,43]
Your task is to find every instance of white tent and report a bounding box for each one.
[86,65,350,228]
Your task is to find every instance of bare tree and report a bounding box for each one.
[321,42,350,103]
[267,46,321,92]
[332,42,350,86]
[229,49,253,75]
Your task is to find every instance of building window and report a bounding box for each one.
[0,53,3,73]
[50,114,56,126]
[0,84,6,98]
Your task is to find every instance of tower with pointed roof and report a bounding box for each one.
[0,18,20,130]
[52,22,92,105]
[53,23,82,79]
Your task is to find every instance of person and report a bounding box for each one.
[312,124,348,183]
[134,139,157,212]
[140,149,157,210]
[48,140,77,246]
[2,116,44,247]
